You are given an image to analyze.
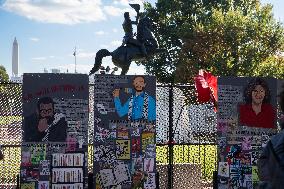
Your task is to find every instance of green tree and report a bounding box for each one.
[142,0,284,83]
[0,65,9,82]
[0,65,21,116]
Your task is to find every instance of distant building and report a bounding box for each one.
[51,69,60,73]
[12,37,19,77]
[10,76,22,83]
[44,68,48,73]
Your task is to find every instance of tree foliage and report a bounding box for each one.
[142,0,284,83]
[0,65,9,82]
[0,65,21,115]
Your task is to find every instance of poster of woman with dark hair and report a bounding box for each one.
[239,78,276,128]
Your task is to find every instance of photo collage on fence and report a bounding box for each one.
[93,75,156,189]
[20,73,89,189]
[217,77,281,189]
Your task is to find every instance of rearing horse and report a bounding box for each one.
[90,17,160,75]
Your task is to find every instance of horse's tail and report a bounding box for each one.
[89,49,111,75]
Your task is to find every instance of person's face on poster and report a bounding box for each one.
[133,77,146,92]
[39,103,54,124]
[251,85,265,105]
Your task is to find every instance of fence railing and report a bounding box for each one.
[0,82,217,188]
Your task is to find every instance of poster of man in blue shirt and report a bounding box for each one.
[112,75,156,121]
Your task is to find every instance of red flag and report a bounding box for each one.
[194,70,217,106]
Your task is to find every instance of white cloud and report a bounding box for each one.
[100,44,109,49]
[111,40,121,47]
[32,57,47,61]
[113,0,129,6]
[95,31,106,35]
[2,0,106,25]
[104,1,143,17]
[103,6,124,17]
[30,37,39,42]
[112,28,118,33]
[2,0,147,25]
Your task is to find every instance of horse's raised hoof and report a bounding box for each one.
[89,68,96,76]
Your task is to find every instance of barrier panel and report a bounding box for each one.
[216,77,281,189]
[0,81,217,189]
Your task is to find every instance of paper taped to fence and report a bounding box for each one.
[21,73,88,189]
[217,77,278,189]
[93,75,156,189]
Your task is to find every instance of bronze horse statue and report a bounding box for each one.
[89,16,161,75]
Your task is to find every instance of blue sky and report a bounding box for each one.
[0,0,283,77]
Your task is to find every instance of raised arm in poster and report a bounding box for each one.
[23,96,67,142]
[93,75,156,189]
[239,78,276,128]
[113,75,156,121]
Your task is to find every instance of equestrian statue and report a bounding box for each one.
[89,4,162,75]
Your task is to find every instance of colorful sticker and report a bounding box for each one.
[242,136,252,151]
[143,158,154,172]
[131,138,141,155]
[142,132,155,153]
[38,181,49,189]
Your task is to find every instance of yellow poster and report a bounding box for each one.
[116,140,130,159]
[252,166,259,182]
[21,182,35,189]
[142,132,155,153]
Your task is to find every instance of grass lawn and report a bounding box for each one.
[156,145,217,181]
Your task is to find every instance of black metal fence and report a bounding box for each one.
[0,82,217,189]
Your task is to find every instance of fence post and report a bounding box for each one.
[168,83,174,189]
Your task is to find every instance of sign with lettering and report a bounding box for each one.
[21,73,89,189]
[93,75,156,189]
[217,77,278,189]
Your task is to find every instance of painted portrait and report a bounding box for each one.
[239,78,276,128]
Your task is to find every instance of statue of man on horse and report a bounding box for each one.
[89,4,160,75]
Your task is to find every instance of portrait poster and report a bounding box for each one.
[93,75,156,189]
[217,76,278,188]
[21,73,89,188]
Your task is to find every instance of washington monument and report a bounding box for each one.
[12,37,19,77]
